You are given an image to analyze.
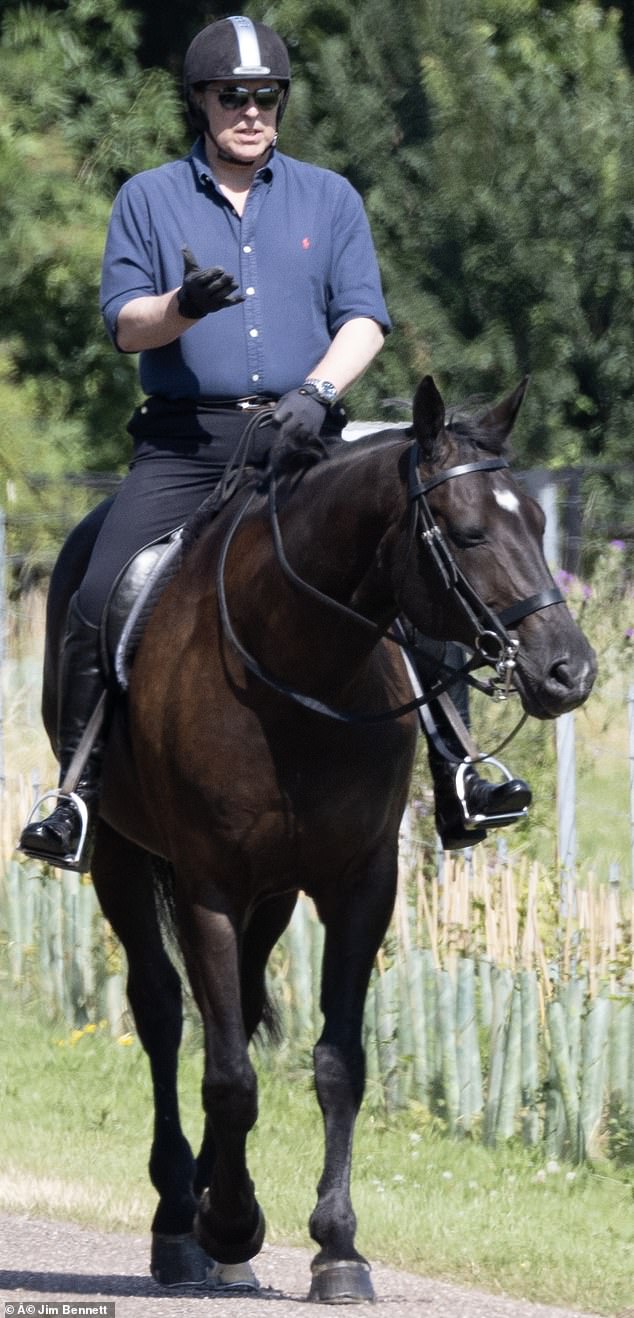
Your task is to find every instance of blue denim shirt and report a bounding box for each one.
[100,139,391,400]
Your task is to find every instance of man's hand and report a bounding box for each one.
[177,246,245,319]
[272,388,329,444]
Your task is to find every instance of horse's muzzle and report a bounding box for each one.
[514,644,597,719]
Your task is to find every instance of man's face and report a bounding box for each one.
[197,80,281,165]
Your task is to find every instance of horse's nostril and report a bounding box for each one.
[550,659,573,690]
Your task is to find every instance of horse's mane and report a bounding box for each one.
[181,432,336,552]
[444,400,513,457]
[270,431,336,476]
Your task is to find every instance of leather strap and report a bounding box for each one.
[59,690,109,793]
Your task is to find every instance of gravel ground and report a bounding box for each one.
[0,1213,604,1318]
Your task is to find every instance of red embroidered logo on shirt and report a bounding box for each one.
[302,237,311,249]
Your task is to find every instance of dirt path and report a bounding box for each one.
[0,1213,604,1318]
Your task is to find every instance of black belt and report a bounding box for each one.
[128,394,279,441]
[180,395,279,412]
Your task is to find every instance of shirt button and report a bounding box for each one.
[252,373,260,382]
[249,328,259,338]
[243,244,252,253]
[246,286,255,296]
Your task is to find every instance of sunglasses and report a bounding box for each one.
[217,85,282,111]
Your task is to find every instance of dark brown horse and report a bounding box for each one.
[42,376,595,1301]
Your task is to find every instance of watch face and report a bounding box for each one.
[305,378,338,403]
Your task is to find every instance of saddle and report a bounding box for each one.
[101,528,183,690]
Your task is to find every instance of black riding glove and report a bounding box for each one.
[177,245,245,319]
[272,388,329,444]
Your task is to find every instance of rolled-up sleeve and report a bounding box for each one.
[326,178,391,336]
[100,181,156,346]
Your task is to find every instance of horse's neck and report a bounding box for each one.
[216,444,408,692]
[277,446,406,622]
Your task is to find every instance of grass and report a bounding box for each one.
[1,999,633,1316]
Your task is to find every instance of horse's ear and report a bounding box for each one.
[412,375,445,455]
[479,377,530,451]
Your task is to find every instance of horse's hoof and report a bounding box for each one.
[214,1260,260,1292]
[151,1231,217,1287]
[194,1201,266,1265]
[308,1259,375,1304]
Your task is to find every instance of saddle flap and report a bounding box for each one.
[103,529,183,690]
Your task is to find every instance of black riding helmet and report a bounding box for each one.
[184,15,291,136]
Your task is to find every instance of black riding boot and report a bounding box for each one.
[411,635,532,850]
[19,594,107,872]
[429,739,532,851]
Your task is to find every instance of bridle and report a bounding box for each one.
[405,444,563,701]
[216,422,564,725]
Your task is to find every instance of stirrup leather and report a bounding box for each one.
[19,790,90,869]
[456,757,530,829]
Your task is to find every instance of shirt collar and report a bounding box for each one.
[189,136,276,191]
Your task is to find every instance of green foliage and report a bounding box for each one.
[0,349,94,576]
[413,0,634,469]
[0,0,187,572]
[1,0,633,573]
[558,540,633,682]
[251,0,634,508]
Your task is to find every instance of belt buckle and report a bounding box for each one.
[237,397,276,411]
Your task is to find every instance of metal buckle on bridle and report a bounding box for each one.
[475,631,520,701]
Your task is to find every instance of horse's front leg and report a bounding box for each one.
[179,892,265,1267]
[91,823,211,1287]
[309,846,398,1303]
[193,890,298,1200]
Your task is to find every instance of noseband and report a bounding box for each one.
[406,445,564,699]
[216,430,564,724]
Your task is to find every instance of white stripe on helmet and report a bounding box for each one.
[228,16,270,75]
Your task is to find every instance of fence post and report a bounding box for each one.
[556,713,576,920]
[0,508,5,793]
[522,471,560,569]
[628,683,634,890]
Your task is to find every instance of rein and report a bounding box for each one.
[216,426,565,725]
[217,488,440,723]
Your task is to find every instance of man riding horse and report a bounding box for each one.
[19,14,529,873]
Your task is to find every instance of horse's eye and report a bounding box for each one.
[447,526,486,549]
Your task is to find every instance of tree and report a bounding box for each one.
[252,0,634,478]
[407,0,634,469]
[0,0,186,569]
[1,0,632,576]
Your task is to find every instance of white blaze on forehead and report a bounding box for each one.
[494,488,520,514]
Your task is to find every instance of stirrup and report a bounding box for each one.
[456,757,530,829]
[18,789,90,871]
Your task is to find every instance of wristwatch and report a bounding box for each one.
[300,377,339,406]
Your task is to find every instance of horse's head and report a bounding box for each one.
[398,375,597,718]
